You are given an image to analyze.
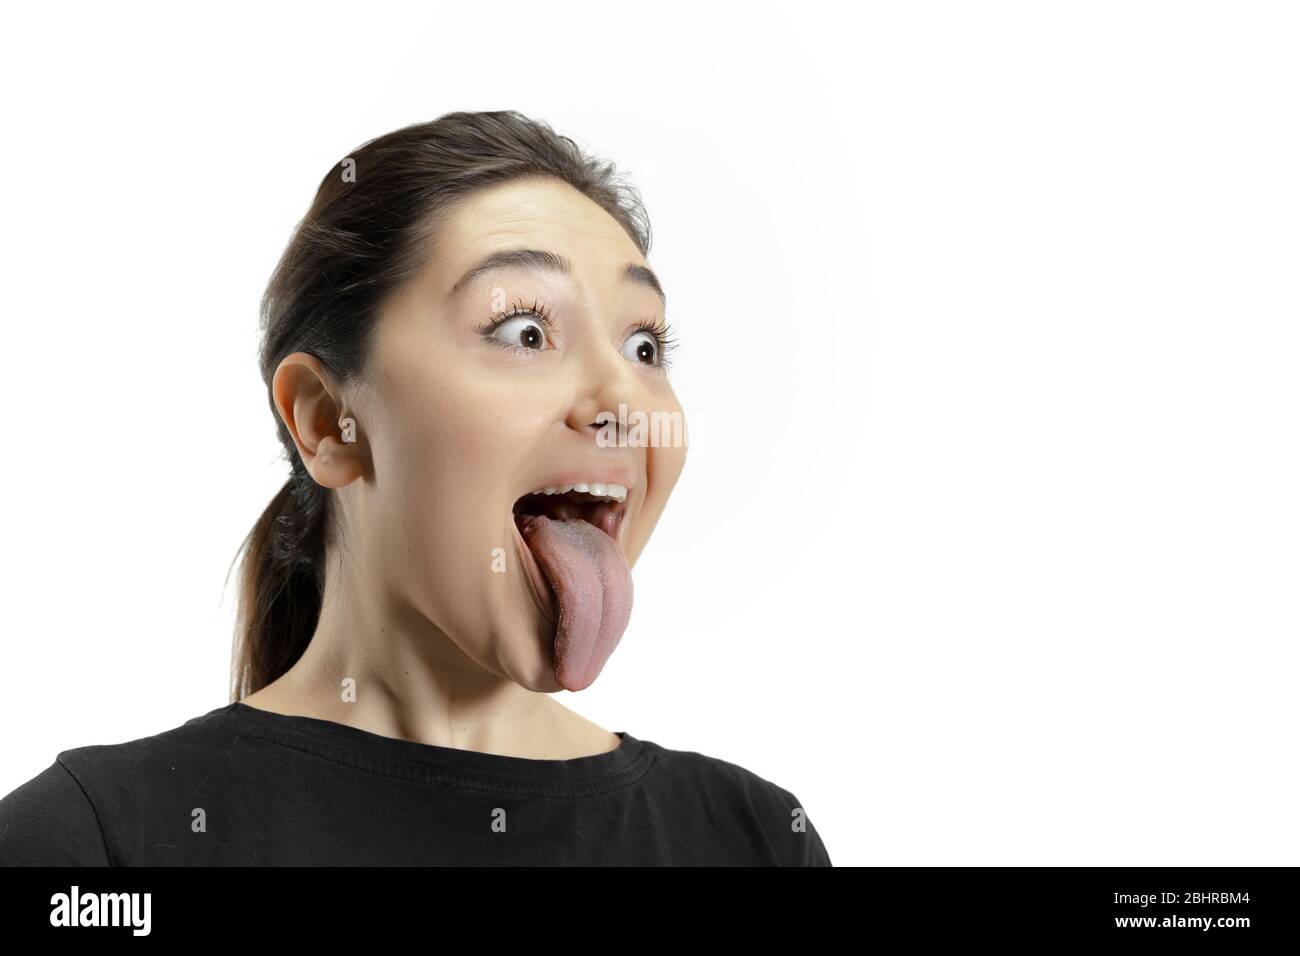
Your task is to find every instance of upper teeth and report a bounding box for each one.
[530,482,628,502]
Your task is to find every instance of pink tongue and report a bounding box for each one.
[517,515,633,692]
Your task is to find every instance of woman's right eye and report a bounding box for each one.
[488,314,551,351]
[478,299,557,354]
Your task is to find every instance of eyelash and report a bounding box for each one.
[477,297,558,340]
[477,298,678,370]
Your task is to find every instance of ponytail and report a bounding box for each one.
[230,460,329,700]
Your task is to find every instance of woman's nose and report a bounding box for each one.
[564,342,643,440]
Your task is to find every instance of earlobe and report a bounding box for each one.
[311,429,365,489]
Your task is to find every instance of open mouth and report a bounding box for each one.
[511,483,629,544]
[509,481,632,630]
[508,479,637,692]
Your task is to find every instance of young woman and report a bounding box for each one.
[0,110,831,866]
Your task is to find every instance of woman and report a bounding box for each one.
[0,110,831,866]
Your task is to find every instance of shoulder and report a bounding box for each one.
[0,757,110,865]
[635,736,833,866]
[0,705,235,867]
[50,705,236,782]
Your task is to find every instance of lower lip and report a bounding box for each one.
[512,518,557,623]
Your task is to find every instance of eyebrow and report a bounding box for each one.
[448,248,666,307]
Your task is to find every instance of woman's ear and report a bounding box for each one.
[271,351,367,489]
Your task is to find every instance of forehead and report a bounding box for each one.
[430,175,646,275]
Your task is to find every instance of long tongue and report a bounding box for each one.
[516,515,633,692]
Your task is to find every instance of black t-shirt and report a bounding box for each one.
[0,702,831,866]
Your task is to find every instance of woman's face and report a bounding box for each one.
[346,175,686,693]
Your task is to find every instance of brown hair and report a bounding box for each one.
[229,110,652,701]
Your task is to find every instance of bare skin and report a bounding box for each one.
[240,175,688,761]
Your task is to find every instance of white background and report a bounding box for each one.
[1,1,1296,866]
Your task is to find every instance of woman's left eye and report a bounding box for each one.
[622,321,676,369]
[622,330,661,366]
